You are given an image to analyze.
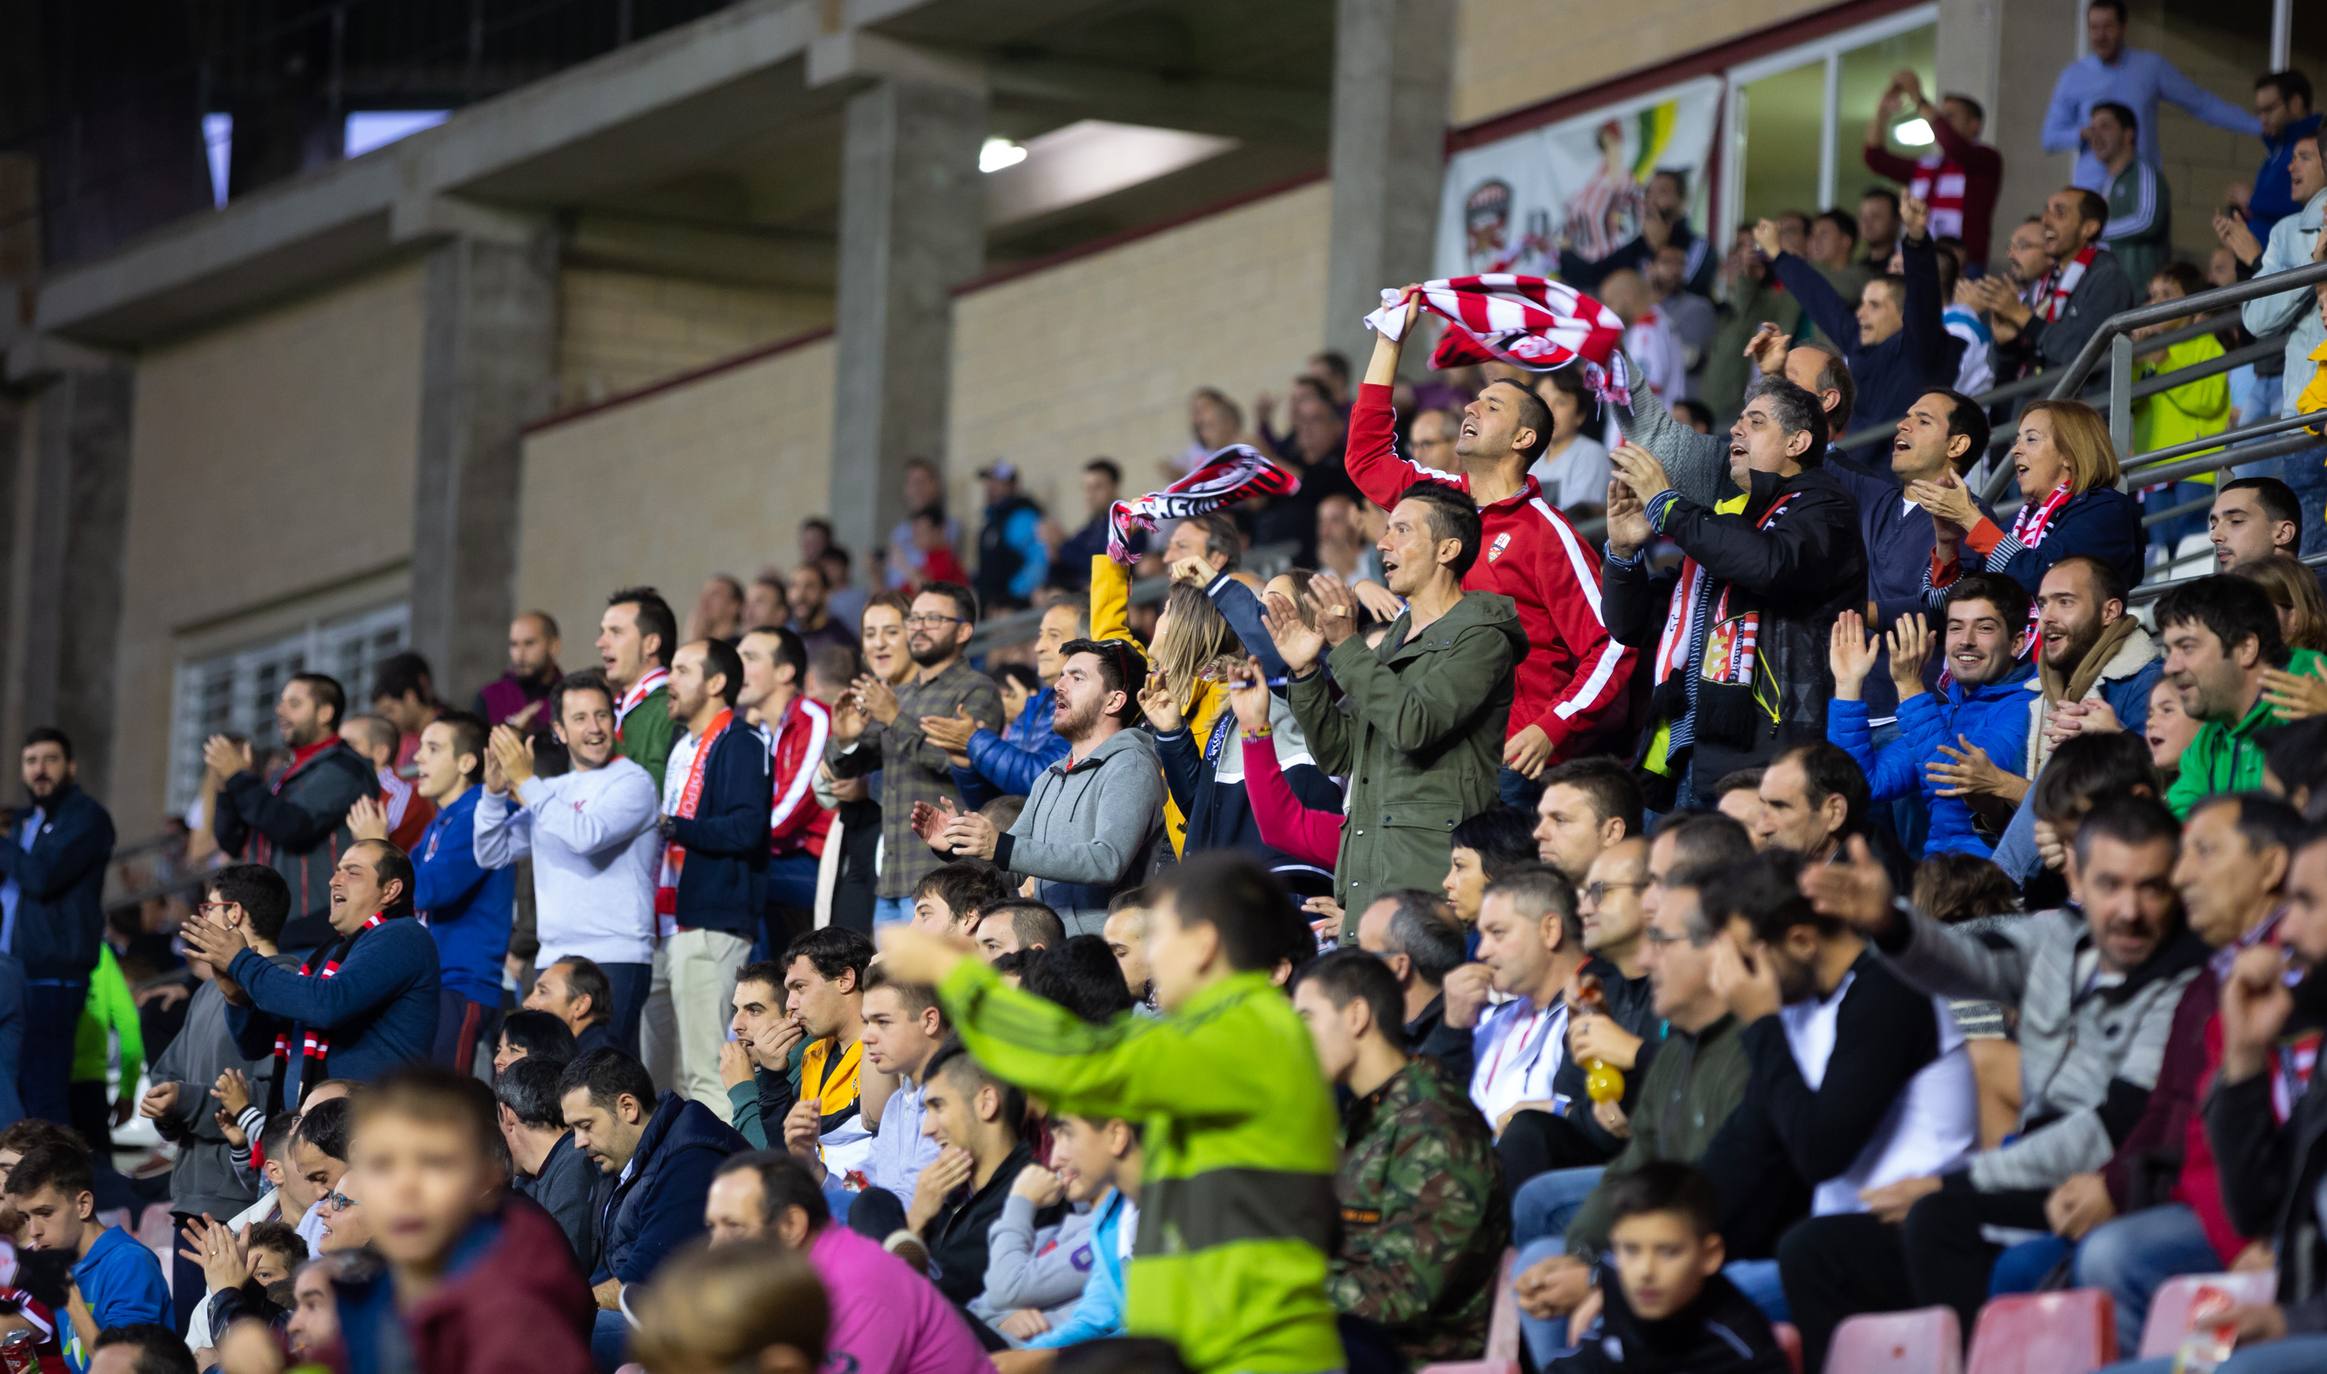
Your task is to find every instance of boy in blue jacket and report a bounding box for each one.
[3,1142,168,1371]
[1826,572,2035,859]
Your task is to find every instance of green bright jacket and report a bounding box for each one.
[72,944,146,1087]
[938,960,1344,1374]
[2165,648,2325,817]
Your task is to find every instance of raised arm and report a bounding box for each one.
[471,790,533,869]
[2041,70,2087,154]
[1899,206,1949,379]
[2156,58,2264,138]
[1608,348,1730,502]
[1768,248,1861,353]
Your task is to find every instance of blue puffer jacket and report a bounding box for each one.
[1828,662,2035,859]
[954,685,1071,806]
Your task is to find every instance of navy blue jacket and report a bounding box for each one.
[227,916,441,1091]
[1925,486,2145,609]
[1819,453,1998,719]
[0,783,115,980]
[592,1093,747,1287]
[410,788,514,1009]
[1829,663,2035,859]
[954,686,1071,807]
[666,722,772,940]
[1773,235,1949,444]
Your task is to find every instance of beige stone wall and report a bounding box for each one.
[944,181,1333,529]
[1452,0,1831,125]
[557,267,835,408]
[112,263,428,816]
[515,336,837,647]
[2132,0,2273,283]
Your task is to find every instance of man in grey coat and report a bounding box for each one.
[929,639,1164,936]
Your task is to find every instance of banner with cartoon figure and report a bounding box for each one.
[1435,77,1725,280]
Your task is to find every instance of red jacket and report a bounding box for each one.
[766,694,834,858]
[1343,383,1637,754]
[332,1198,596,1374]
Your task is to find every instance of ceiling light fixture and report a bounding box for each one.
[980,137,1027,174]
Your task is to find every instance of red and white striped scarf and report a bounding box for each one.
[657,709,736,921]
[273,911,387,1101]
[2038,245,2098,323]
[615,667,668,740]
[1652,495,1797,687]
[1366,275,1632,407]
[2011,483,2077,549]
[1107,446,1299,564]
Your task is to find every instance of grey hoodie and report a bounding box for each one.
[151,960,294,1218]
[993,727,1165,935]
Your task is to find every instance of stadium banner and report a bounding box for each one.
[1434,76,1726,280]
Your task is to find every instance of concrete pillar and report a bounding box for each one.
[826,76,987,561]
[0,364,133,796]
[409,230,560,707]
[1324,0,1456,358]
[1941,0,2079,252]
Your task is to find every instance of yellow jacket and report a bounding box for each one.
[1090,554,1220,856]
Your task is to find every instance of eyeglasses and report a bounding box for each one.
[1583,880,1646,905]
[905,613,964,627]
[1640,926,1709,949]
[325,1192,359,1211]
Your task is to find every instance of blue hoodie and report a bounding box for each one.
[67,1226,170,1370]
[410,788,514,1008]
[1828,662,2036,859]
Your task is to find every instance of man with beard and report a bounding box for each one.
[1982,187,2138,373]
[476,612,563,733]
[736,624,832,951]
[1,729,115,1126]
[923,600,1079,806]
[207,675,377,952]
[926,640,1163,936]
[828,583,1003,927]
[2159,576,2326,816]
[1827,573,2036,858]
[1786,796,2208,1371]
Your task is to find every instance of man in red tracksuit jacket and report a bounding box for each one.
[1343,288,1638,808]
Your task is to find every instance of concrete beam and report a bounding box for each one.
[1944,0,2077,253]
[1324,0,1454,357]
[987,57,1330,144]
[565,211,840,291]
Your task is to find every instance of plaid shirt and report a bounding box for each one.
[826,657,1003,899]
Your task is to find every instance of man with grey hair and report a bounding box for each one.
[1601,367,1869,810]
[1353,888,1472,1082]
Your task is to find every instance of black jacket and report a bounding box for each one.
[2207,1042,2327,1333]
[1555,1269,1791,1373]
[592,1093,747,1287]
[516,1132,601,1269]
[1772,234,1950,442]
[0,783,115,979]
[1404,992,1476,1088]
[214,740,376,950]
[666,722,773,939]
[1604,465,1866,805]
[926,1143,1051,1307]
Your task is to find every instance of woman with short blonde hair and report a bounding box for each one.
[1912,396,2143,606]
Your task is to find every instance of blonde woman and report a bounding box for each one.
[1910,397,2144,603]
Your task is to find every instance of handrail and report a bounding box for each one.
[2130,550,2327,604]
[2048,259,2327,403]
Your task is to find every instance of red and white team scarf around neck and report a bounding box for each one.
[273,911,387,1099]
[2038,245,2098,323]
[1366,276,1633,408]
[2011,483,2077,549]
[656,709,735,920]
[1651,494,1798,687]
[1107,445,1300,564]
[615,667,668,739]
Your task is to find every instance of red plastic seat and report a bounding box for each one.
[2136,1271,2278,1358]
[1964,1290,2116,1374]
[1824,1306,1964,1374]
[1774,1321,1804,1374]
[1485,1247,1521,1362]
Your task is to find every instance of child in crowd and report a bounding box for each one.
[1,1142,170,1373]
[2130,263,2231,564]
[1553,1162,1790,1373]
[178,1217,303,1356]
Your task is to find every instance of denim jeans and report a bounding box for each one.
[1514,1166,1606,1246]
[2076,1204,2225,1354]
[599,961,652,1058]
[874,895,915,927]
[2107,1336,2327,1373]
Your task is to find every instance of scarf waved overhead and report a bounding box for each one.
[1107,446,1300,563]
[2038,245,2099,322]
[656,709,736,920]
[1365,275,1632,407]
[273,911,388,1105]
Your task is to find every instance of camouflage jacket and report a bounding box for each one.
[1329,1056,1509,1361]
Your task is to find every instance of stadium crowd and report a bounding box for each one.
[5,4,2327,1372]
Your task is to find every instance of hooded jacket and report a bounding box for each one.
[1828,662,2036,858]
[2166,649,2327,817]
[593,1092,748,1287]
[992,727,1165,930]
[332,1198,596,1374]
[213,739,376,949]
[1287,591,1525,910]
[0,782,114,980]
[1559,1268,1792,1374]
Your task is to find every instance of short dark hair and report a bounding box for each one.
[1799,345,1854,432]
[1941,92,1985,126]
[2067,187,2109,237]
[557,1047,657,1116]
[1310,350,1353,388]
[1925,389,1991,474]
[1711,767,1764,800]
[1483,863,1585,950]
[552,956,613,1028]
[781,928,875,989]
[713,1150,831,1230]
[1393,481,1487,578]
[293,1097,354,1162]
[2262,719,2327,815]
[90,1323,197,1374]
[1603,1159,1719,1237]
[607,586,679,667]
[1713,849,1842,945]
[2189,792,2307,865]
[1947,571,2033,630]
[429,709,489,785]
[1451,806,1542,879]
[1290,949,1407,1042]
[1541,757,1646,836]
[356,1067,501,1162]
[2258,70,2314,109]
[369,650,435,705]
[1484,378,1555,463]
[913,859,1016,922]
[1085,458,1124,487]
[1021,936,1137,1024]
[693,638,744,706]
[917,580,980,626]
[1180,512,1242,571]
[1369,891,1467,983]
[2086,0,2126,18]
[1670,399,1715,431]
[258,1113,301,1165]
[1912,854,2021,924]
[550,670,616,724]
[981,899,1067,952]
[924,1039,1023,1127]
[1860,185,1902,215]
[2047,554,2130,610]
[745,624,810,687]
[861,963,941,1019]
[495,1009,576,1069]
[244,1219,305,1270]
[2,1140,92,1199]
[1059,638,1148,722]
[2033,731,2159,824]
[994,662,1041,697]
[208,863,292,942]
[2090,100,2138,135]
[1816,207,1859,244]
[355,839,417,918]
[495,1054,571,1131]
[288,672,347,729]
[21,726,71,760]
[2072,793,2181,865]
[1150,851,1299,975]
[2222,477,2302,530]
[1744,374,1830,463]
[2157,574,2290,671]
[1652,812,1756,875]
[1778,742,1873,839]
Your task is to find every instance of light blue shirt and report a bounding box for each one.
[860,1074,943,1208]
[0,811,39,957]
[2043,48,2260,192]
[2241,189,2327,418]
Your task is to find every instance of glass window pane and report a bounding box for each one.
[1738,58,1826,225]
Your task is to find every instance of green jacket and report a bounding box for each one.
[616,683,676,792]
[939,961,1344,1374]
[1565,1015,1748,1257]
[1330,1058,1507,1363]
[1288,592,1523,909]
[2165,648,2325,817]
[72,944,145,1087]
